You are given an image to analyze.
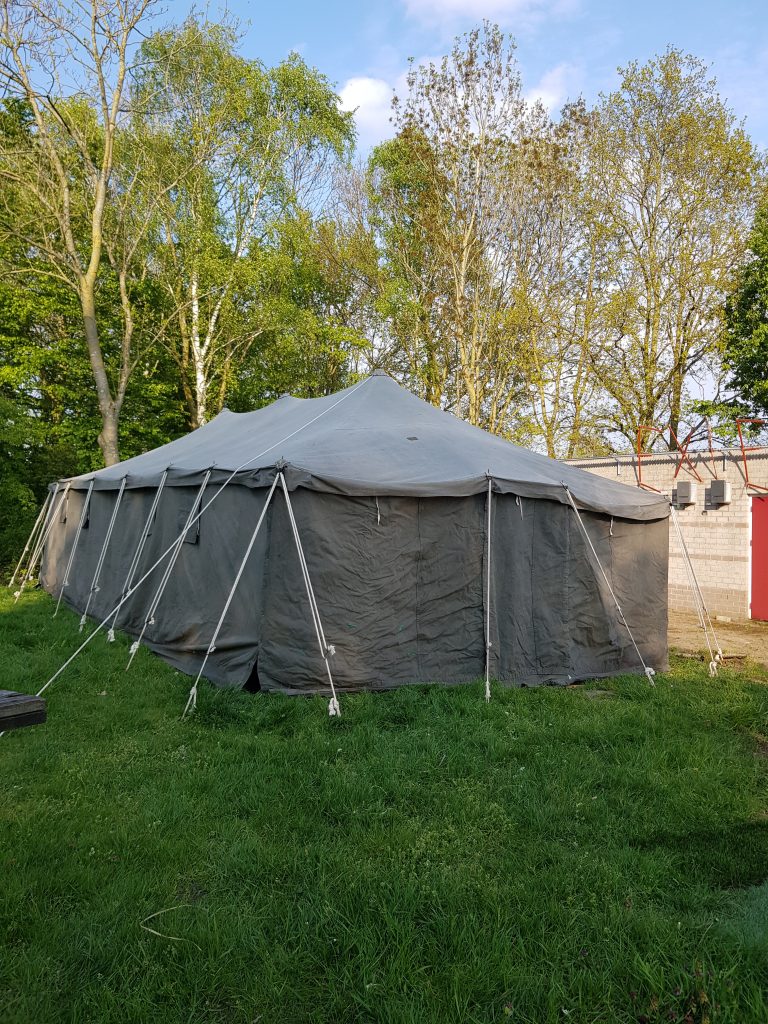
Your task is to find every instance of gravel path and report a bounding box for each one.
[669,610,768,667]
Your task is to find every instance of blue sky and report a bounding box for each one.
[160,0,768,151]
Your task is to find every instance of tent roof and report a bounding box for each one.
[65,372,669,521]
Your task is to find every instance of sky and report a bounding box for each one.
[158,0,768,152]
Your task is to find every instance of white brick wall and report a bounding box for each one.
[566,448,768,621]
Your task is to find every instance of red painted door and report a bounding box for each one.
[751,497,768,620]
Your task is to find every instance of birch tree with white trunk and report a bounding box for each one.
[133,19,353,429]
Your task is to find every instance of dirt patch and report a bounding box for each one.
[669,611,768,668]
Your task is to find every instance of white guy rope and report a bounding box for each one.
[126,471,211,670]
[79,477,127,632]
[278,472,341,716]
[669,505,708,636]
[15,483,70,602]
[0,376,372,732]
[669,505,724,676]
[484,477,493,703]
[279,473,329,652]
[107,470,168,642]
[55,480,94,617]
[672,510,715,675]
[563,485,656,685]
[182,476,280,717]
[9,491,52,588]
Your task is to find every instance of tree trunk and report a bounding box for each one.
[80,277,120,466]
[668,375,683,451]
[189,270,207,428]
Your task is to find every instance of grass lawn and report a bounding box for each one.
[1,589,767,1024]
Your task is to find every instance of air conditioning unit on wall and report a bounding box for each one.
[710,479,732,505]
[676,481,698,505]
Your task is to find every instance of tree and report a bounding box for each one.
[0,0,162,465]
[583,48,763,450]
[132,19,354,428]
[721,196,768,417]
[379,23,549,432]
[367,131,454,406]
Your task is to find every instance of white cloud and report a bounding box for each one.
[525,61,582,113]
[339,76,397,150]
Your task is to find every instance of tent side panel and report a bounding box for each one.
[489,495,537,682]
[565,510,622,678]
[491,496,574,685]
[413,495,485,682]
[607,516,669,673]
[42,485,271,687]
[39,488,83,596]
[490,497,668,685]
[565,509,669,680]
[129,485,271,685]
[41,488,139,613]
[258,491,419,693]
[258,492,485,694]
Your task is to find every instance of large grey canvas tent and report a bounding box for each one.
[40,372,670,697]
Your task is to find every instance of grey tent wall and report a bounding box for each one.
[41,484,273,686]
[489,498,668,685]
[41,484,669,693]
[257,490,487,693]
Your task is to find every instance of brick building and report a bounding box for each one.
[567,447,768,622]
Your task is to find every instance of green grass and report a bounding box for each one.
[1,589,768,1024]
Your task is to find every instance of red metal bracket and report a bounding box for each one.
[736,418,768,492]
[636,424,703,492]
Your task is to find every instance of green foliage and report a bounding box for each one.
[722,199,768,417]
[1,589,768,1022]
[130,17,355,428]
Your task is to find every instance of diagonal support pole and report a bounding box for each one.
[15,483,70,602]
[278,472,341,716]
[55,480,94,617]
[669,504,723,676]
[107,470,168,642]
[182,475,280,717]
[562,484,656,686]
[80,477,127,631]
[127,471,212,670]
[9,491,52,588]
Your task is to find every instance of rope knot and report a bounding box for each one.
[129,640,139,656]
[107,628,116,643]
[644,666,656,686]
[709,660,718,677]
[78,614,86,633]
[326,644,336,658]
[484,679,491,703]
[182,683,198,719]
[328,696,341,717]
